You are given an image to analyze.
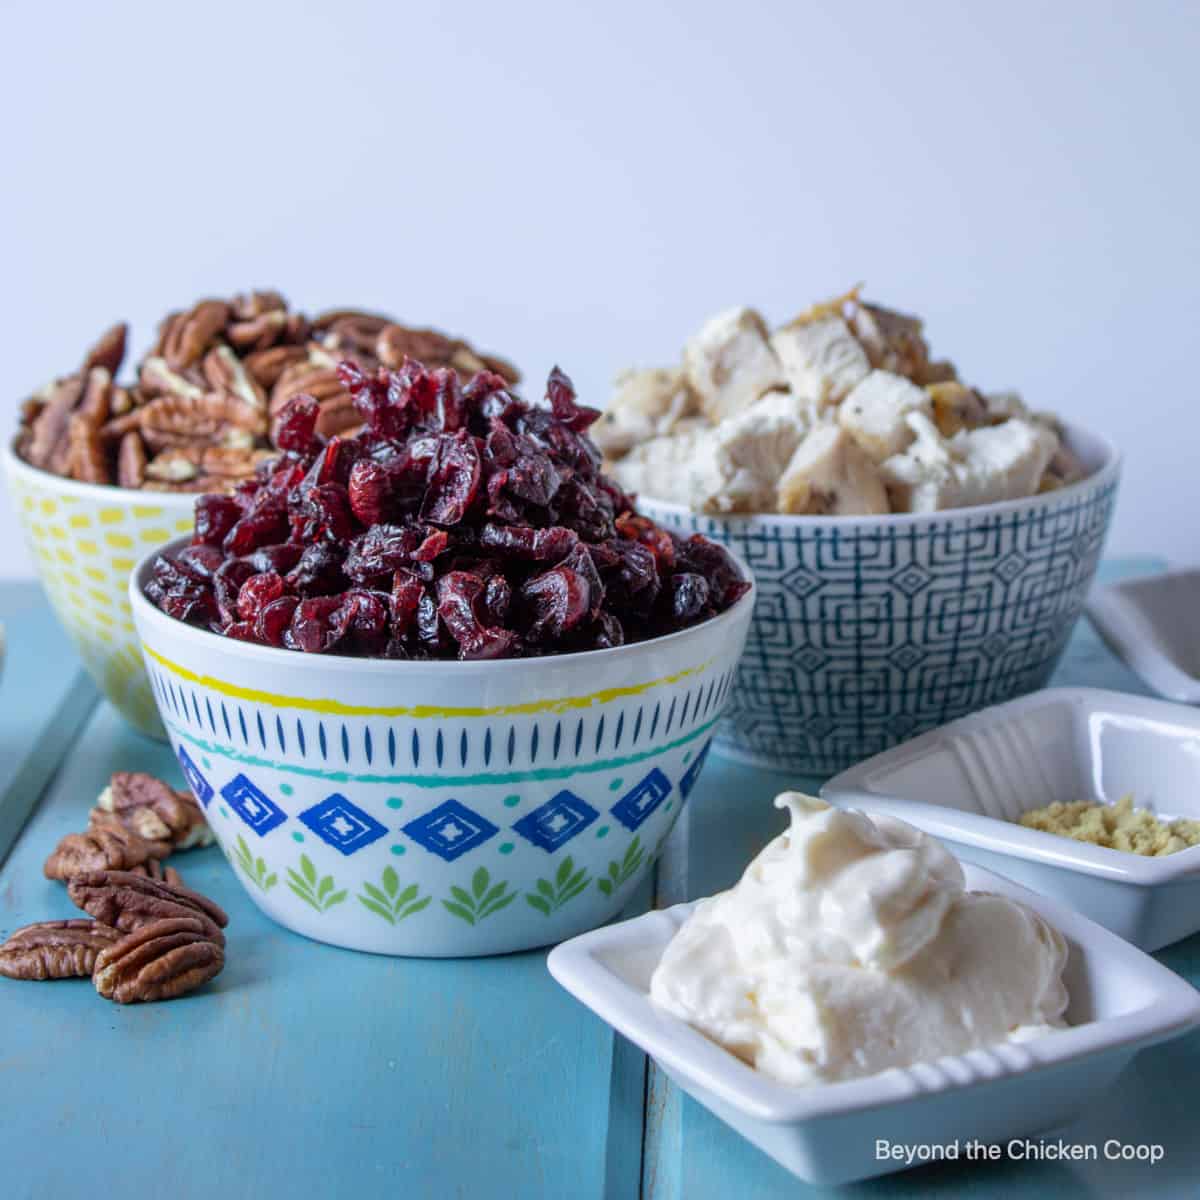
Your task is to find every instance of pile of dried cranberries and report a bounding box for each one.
[146,360,750,660]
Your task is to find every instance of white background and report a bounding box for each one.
[1,0,1196,576]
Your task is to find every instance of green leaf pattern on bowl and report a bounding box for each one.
[525,856,591,916]
[233,834,278,893]
[357,865,432,925]
[597,835,644,896]
[442,867,517,926]
[287,853,348,913]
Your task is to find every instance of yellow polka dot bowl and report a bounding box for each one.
[4,437,196,739]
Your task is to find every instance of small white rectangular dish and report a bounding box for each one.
[823,687,1200,950]
[547,866,1200,1186]
[1087,569,1200,703]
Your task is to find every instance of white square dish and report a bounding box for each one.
[1087,569,1200,703]
[822,687,1200,950]
[547,865,1200,1186]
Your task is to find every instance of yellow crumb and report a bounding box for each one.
[1017,794,1200,856]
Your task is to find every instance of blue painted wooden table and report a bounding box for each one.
[1,560,1197,1200]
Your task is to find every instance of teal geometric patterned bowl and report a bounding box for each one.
[129,539,755,957]
[638,423,1120,775]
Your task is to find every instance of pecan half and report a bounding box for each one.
[68,870,229,943]
[202,345,268,412]
[0,919,120,981]
[117,430,148,488]
[93,917,224,1003]
[26,376,83,470]
[269,361,347,417]
[243,344,309,389]
[137,393,268,449]
[96,771,214,850]
[129,860,183,885]
[156,300,231,370]
[82,323,128,378]
[375,323,456,370]
[139,355,207,402]
[44,821,169,881]
[67,413,111,485]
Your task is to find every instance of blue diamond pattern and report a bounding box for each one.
[177,747,213,808]
[793,646,829,673]
[888,644,927,672]
[298,794,387,856]
[220,774,286,836]
[890,563,933,597]
[679,740,712,800]
[992,550,1029,584]
[404,799,498,861]
[610,768,672,832]
[513,790,598,852]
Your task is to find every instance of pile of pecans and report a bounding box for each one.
[15,292,519,493]
[0,772,228,1004]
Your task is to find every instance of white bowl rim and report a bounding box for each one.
[822,687,1200,887]
[1086,570,1200,703]
[3,434,197,507]
[129,533,758,676]
[632,418,1121,529]
[547,859,1200,1125]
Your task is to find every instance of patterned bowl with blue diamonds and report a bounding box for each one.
[129,538,755,957]
[638,422,1120,777]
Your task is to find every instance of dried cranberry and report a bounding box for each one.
[286,541,347,596]
[340,589,391,654]
[391,569,426,638]
[668,573,710,623]
[176,544,224,579]
[545,365,601,431]
[193,495,242,548]
[274,394,322,455]
[151,557,218,625]
[224,620,261,643]
[479,524,577,560]
[421,431,481,525]
[246,543,304,575]
[256,595,299,646]
[237,572,286,622]
[616,512,676,570]
[289,596,352,654]
[213,558,257,624]
[344,525,422,584]
[521,564,593,643]
[436,572,518,661]
[224,494,288,557]
[347,459,395,526]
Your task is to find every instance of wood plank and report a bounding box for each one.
[644,557,1200,1198]
[0,581,98,866]
[0,698,647,1200]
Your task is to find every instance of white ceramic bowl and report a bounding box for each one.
[548,864,1200,1186]
[1087,568,1200,702]
[637,422,1120,774]
[4,438,194,738]
[130,536,755,956]
[823,687,1200,950]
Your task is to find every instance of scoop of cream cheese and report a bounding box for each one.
[649,794,1069,1086]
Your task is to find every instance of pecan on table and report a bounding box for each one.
[0,919,120,980]
[95,771,214,851]
[92,917,224,1003]
[129,860,183,885]
[68,869,229,943]
[44,820,170,881]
